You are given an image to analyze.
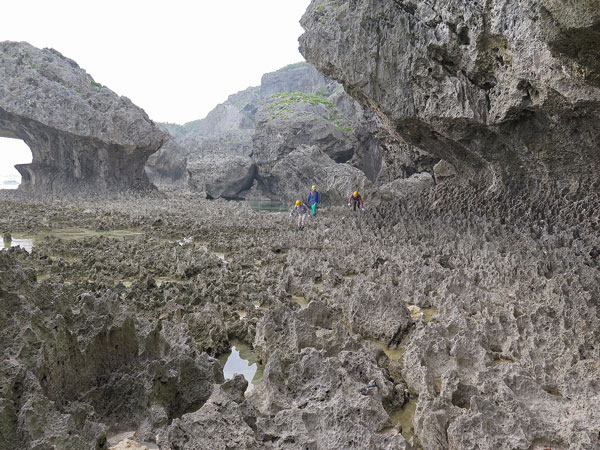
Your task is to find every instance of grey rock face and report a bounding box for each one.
[260,62,337,98]
[0,250,221,449]
[253,348,407,450]
[299,0,600,193]
[186,131,257,199]
[0,41,167,194]
[160,375,260,450]
[265,145,370,204]
[336,282,413,345]
[148,61,434,201]
[144,125,189,188]
[2,181,598,449]
[251,302,406,449]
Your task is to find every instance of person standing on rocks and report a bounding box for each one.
[290,200,310,231]
[348,191,365,211]
[307,185,321,216]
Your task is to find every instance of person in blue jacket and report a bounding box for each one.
[307,185,321,216]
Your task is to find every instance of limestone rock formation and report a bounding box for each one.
[185,131,257,199]
[259,145,370,204]
[147,87,259,199]
[2,180,598,449]
[251,302,407,449]
[299,0,600,193]
[0,41,167,194]
[144,126,189,188]
[251,90,372,202]
[259,61,337,98]
[160,375,259,449]
[147,62,433,202]
[298,2,600,449]
[0,249,222,449]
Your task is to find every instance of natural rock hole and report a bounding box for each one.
[0,136,32,189]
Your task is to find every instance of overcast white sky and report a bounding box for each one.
[0,0,312,178]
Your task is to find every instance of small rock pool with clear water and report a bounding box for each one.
[218,340,264,392]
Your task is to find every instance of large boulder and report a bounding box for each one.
[258,145,370,204]
[0,41,167,194]
[252,91,371,202]
[186,130,257,199]
[299,0,600,193]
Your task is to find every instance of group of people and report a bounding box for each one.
[289,185,365,231]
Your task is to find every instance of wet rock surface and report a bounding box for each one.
[0,182,598,449]
[0,41,167,194]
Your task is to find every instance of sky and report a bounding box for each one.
[0,0,312,180]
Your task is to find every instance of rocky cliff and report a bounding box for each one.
[147,62,432,202]
[0,41,167,194]
[297,1,600,449]
[299,0,600,194]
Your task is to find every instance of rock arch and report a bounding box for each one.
[0,135,31,188]
[0,41,167,194]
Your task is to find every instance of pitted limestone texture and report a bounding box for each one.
[299,0,600,193]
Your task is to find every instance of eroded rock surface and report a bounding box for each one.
[0,41,167,194]
[299,0,600,193]
[2,158,599,450]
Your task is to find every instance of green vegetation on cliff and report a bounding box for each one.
[270,91,335,108]
[266,92,352,133]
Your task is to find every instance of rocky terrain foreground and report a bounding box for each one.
[0,41,167,194]
[0,183,598,449]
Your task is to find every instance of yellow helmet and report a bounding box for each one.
[353,191,359,197]
[295,200,301,206]
[311,185,317,190]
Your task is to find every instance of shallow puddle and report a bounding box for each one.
[218,340,264,392]
[2,237,34,252]
[291,296,309,307]
[368,339,405,361]
[389,397,418,442]
[246,200,288,213]
[3,228,142,253]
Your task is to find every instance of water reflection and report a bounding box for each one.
[218,340,264,392]
[1,228,141,254]
[2,236,34,252]
[247,200,288,213]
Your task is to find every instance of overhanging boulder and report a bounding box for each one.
[299,0,600,194]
